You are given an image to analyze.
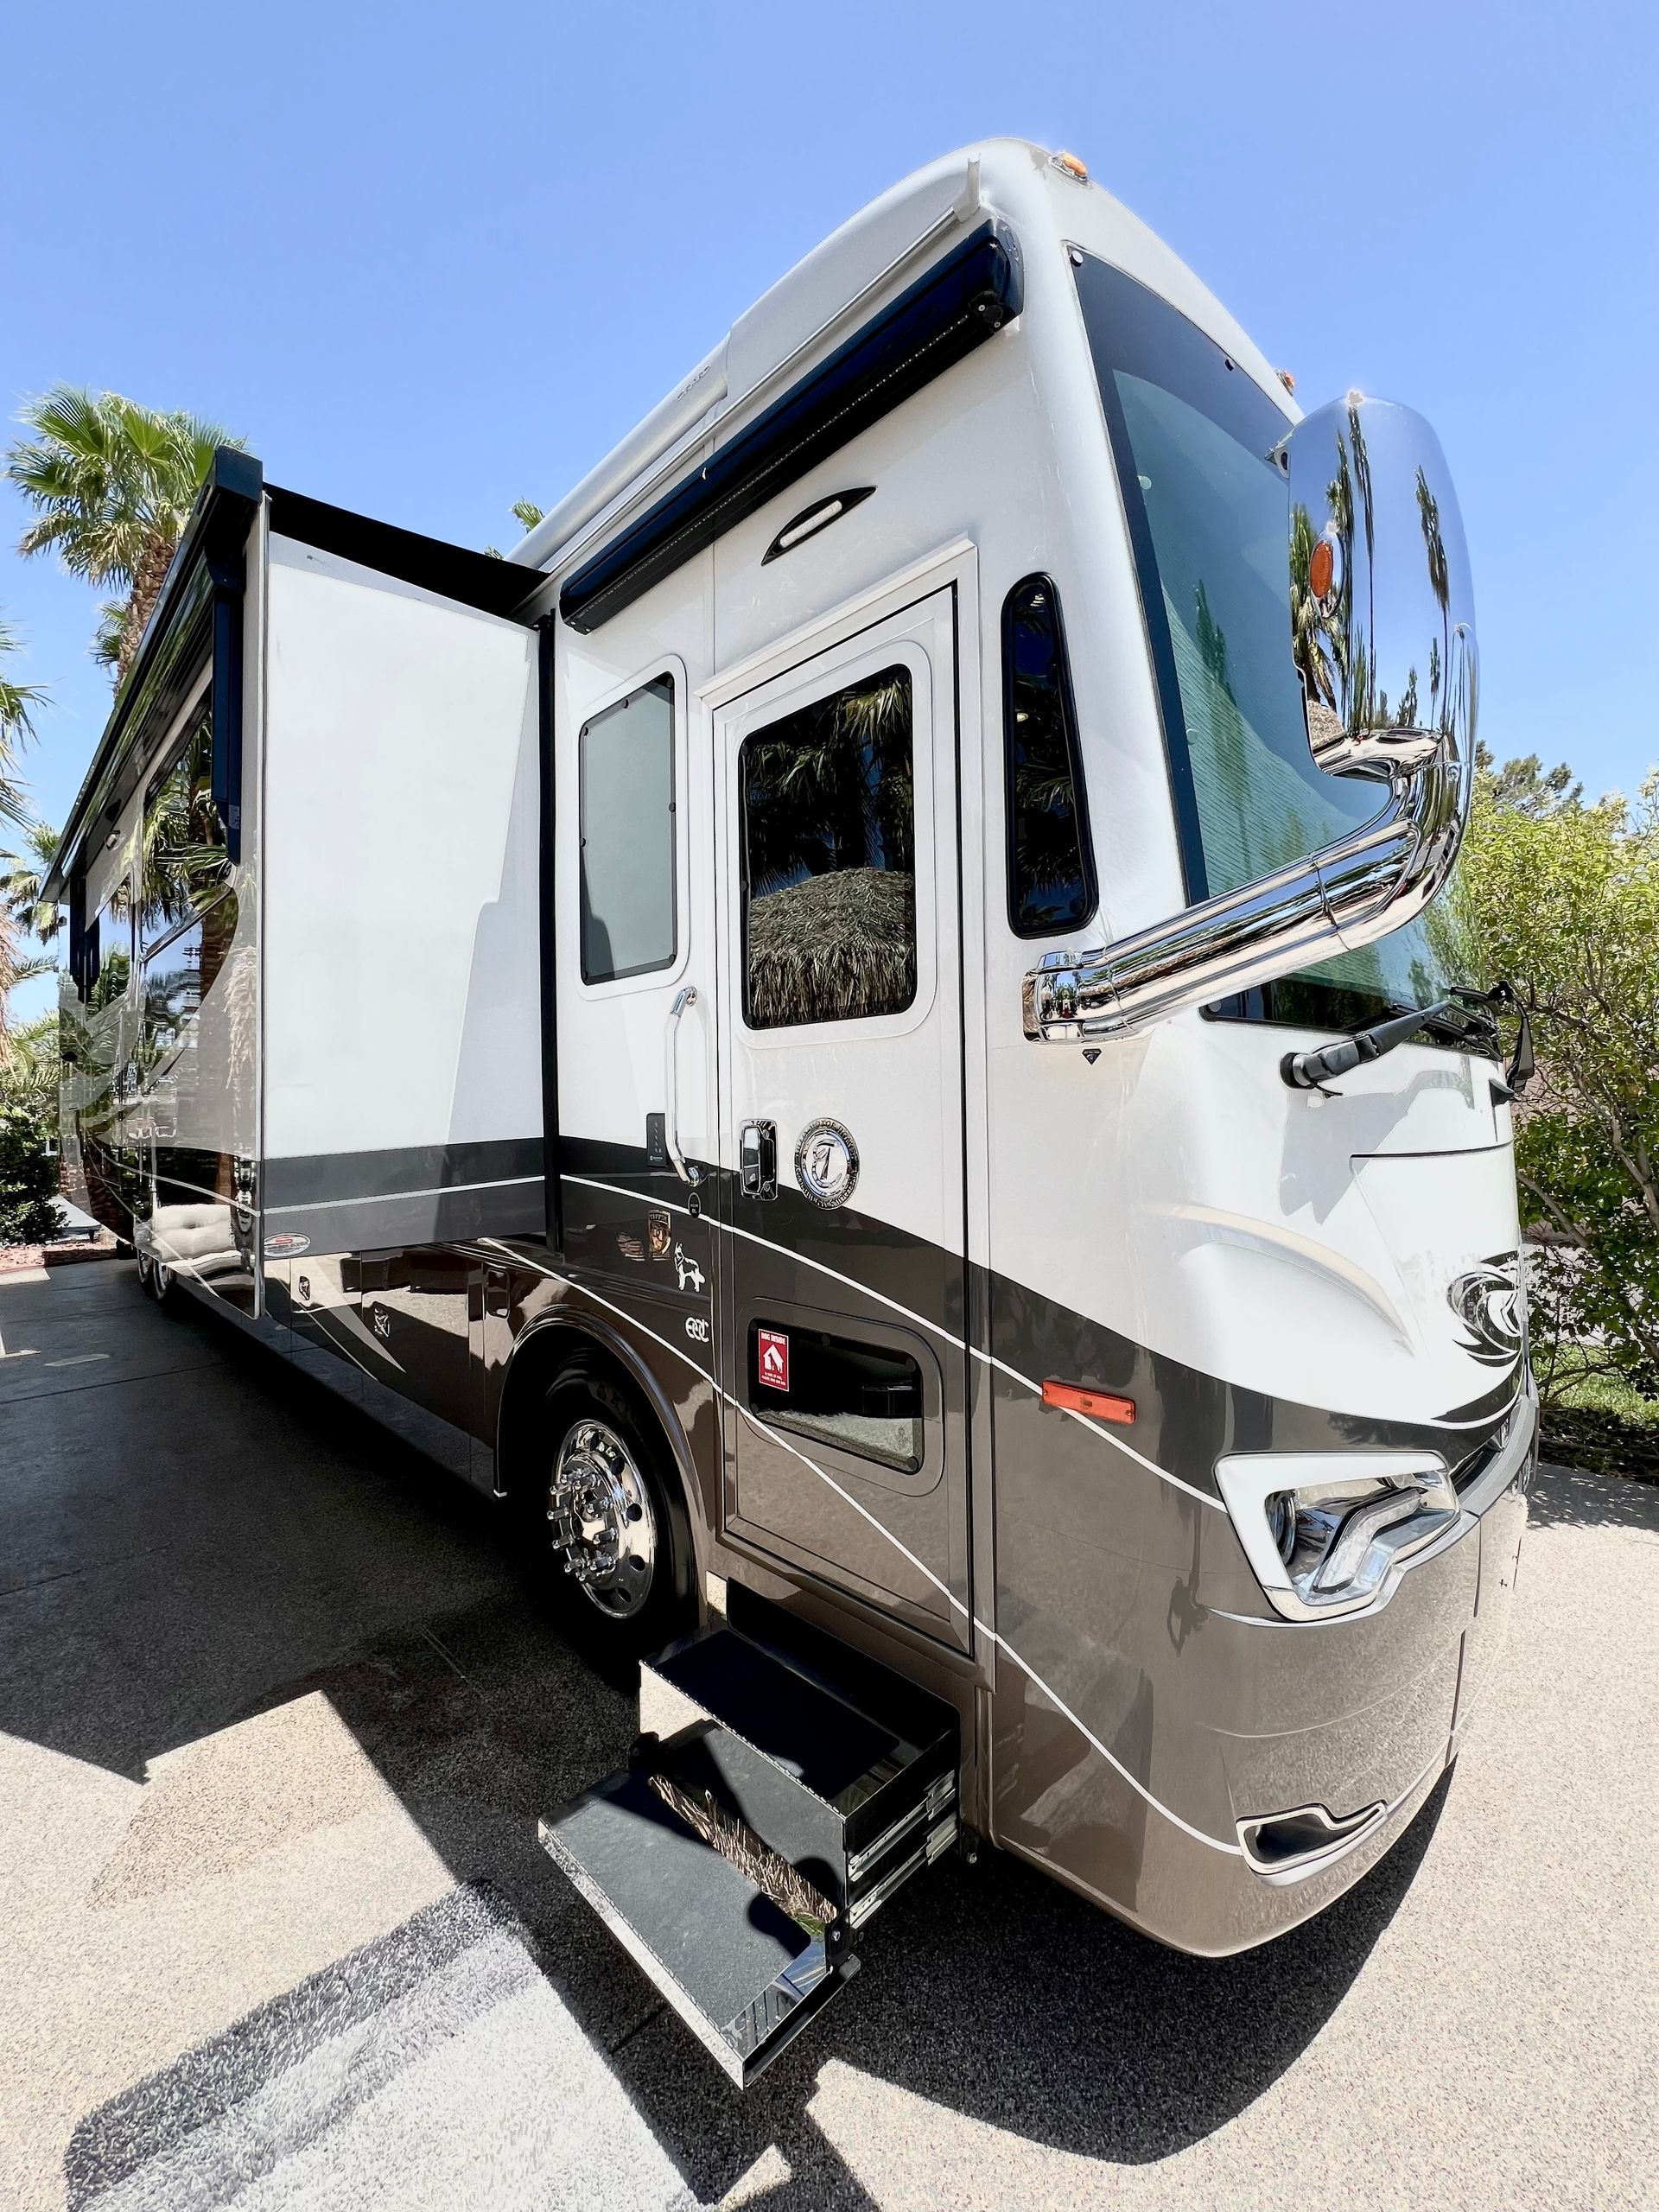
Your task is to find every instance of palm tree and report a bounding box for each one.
[0,615,44,833]
[6,388,243,683]
[0,621,48,1058]
[483,499,547,557]
[1,819,62,947]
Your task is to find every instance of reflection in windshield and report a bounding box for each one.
[1077,255,1456,1029]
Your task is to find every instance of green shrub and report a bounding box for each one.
[0,1095,59,1244]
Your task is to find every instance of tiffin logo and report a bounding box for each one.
[757,1328,790,1392]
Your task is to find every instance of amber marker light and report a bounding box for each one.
[1307,537,1335,601]
[1052,150,1090,181]
[1041,1379,1136,1425]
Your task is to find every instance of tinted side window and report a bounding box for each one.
[579,676,676,983]
[1003,576,1096,937]
[740,664,915,1029]
[140,693,227,953]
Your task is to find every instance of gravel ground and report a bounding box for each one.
[2,1262,1655,2211]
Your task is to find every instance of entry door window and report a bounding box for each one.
[739,664,915,1029]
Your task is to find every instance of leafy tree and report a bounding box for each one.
[0,1013,60,1243]
[0,1101,57,1243]
[1446,759,1659,1397]
[5,387,243,681]
[1472,741,1583,817]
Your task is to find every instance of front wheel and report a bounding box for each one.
[532,1367,694,1656]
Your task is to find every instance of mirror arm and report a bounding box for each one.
[1023,739,1469,1044]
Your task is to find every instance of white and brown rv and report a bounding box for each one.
[49,141,1535,2085]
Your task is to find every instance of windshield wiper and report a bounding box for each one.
[1281,980,1533,1097]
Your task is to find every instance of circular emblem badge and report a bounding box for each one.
[795,1118,860,1210]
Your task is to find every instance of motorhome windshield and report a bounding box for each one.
[1076,253,1459,1034]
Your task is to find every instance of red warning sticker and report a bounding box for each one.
[757,1327,790,1392]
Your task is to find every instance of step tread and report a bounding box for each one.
[539,1764,856,2086]
[643,1624,955,1827]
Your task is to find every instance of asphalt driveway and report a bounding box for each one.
[2,1261,1654,2210]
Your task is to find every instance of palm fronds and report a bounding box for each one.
[747,866,915,1027]
[6,387,243,679]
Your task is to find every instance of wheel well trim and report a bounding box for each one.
[493,1309,708,1577]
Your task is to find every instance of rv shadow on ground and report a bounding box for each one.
[4,1268,1446,2200]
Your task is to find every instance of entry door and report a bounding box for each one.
[715,589,970,1651]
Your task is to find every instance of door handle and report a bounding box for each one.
[739,1120,777,1200]
[664,986,702,1186]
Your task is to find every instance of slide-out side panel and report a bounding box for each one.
[261,532,542,1251]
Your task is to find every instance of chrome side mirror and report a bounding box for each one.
[1024,394,1476,1042]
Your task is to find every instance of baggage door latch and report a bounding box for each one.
[739,1120,777,1200]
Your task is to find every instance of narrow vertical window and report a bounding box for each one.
[1003,576,1096,938]
[579,675,677,983]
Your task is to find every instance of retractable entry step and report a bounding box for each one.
[539,1608,959,2087]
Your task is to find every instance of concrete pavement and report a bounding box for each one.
[2,1261,1655,2210]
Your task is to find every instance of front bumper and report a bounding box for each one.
[1005,1391,1537,1955]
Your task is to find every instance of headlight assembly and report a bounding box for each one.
[1216,1452,1462,1622]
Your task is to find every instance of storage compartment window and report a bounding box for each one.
[139,690,228,953]
[740,664,915,1029]
[1003,575,1096,937]
[579,675,677,983]
[747,1319,924,1475]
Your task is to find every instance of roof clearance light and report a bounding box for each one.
[1041,1378,1135,1425]
[1052,150,1090,182]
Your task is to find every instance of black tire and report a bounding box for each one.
[135,1248,155,1297]
[528,1361,696,1658]
[144,1249,180,1310]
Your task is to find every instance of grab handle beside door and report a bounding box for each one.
[664,986,702,1186]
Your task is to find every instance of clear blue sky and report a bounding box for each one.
[3,0,1654,1017]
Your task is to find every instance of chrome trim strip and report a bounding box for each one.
[1024,737,1468,1039]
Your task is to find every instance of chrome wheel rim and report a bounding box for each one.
[152,1256,173,1297]
[546,1417,657,1619]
